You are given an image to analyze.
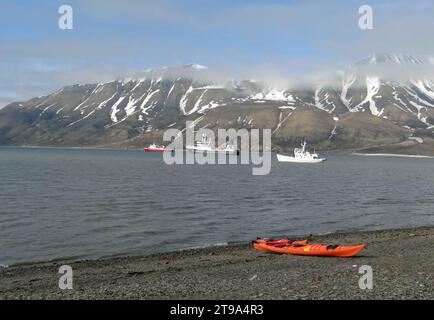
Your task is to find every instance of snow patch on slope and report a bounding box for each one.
[411,80,434,102]
[140,89,160,115]
[179,85,194,115]
[341,72,356,110]
[354,77,383,116]
[315,88,336,113]
[110,97,126,123]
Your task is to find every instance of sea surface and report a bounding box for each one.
[1,147,433,266]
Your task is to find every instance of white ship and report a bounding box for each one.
[219,142,239,155]
[276,141,326,163]
[186,133,239,155]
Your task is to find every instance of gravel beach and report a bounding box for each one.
[1,227,433,300]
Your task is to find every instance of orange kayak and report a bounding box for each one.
[254,238,308,247]
[253,241,365,257]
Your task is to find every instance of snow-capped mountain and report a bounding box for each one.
[340,54,434,127]
[1,56,434,154]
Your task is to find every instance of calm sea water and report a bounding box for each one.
[1,147,433,266]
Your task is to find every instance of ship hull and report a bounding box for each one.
[186,147,239,155]
[276,153,326,163]
[144,148,172,152]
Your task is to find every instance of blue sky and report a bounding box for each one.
[1,0,434,106]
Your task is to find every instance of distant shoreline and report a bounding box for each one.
[1,226,433,299]
[352,152,434,159]
[0,145,143,152]
[2,146,434,158]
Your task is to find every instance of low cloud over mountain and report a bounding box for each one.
[1,54,434,155]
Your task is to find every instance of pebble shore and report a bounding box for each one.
[1,227,433,299]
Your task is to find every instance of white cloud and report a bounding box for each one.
[3,0,434,104]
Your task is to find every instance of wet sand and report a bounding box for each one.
[1,227,433,299]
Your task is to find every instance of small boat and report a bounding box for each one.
[186,133,239,155]
[276,141,326,163]
[252,240,365,257]
[144,143,172,152]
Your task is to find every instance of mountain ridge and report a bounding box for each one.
[1,56,434,155]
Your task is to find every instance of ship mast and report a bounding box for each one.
[301,139,307,153]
